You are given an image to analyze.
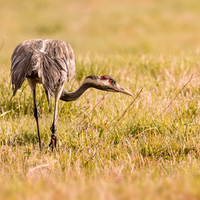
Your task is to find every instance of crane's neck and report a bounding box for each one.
[60,82,98,102]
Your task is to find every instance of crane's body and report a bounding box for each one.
[11,39,75,103]
[11,39,133,151]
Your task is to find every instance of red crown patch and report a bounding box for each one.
[101,75,109,80]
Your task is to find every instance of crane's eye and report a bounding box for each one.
[109,79,113,84]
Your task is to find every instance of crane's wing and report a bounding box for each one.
[11,39,76,103]
[11,40,36,97]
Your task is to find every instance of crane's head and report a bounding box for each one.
[83,75,133,96]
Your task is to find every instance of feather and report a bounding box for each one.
[11,39,76,104]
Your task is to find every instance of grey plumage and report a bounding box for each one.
[11,39,75,104]
[11,39,133,151]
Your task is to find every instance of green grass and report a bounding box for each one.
[1,0,200,199]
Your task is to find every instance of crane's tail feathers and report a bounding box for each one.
[41,53,67,105]
[11,52,33,97]
[45,89,51,106]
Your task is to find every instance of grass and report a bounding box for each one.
[1,0,200,199]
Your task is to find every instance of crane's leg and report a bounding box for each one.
[49,87,63,152]
[28,79,42,151]
[33,89,42,151]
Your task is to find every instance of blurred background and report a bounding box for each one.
[0,0,200,66]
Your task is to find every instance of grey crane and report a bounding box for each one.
[11,39,133,151]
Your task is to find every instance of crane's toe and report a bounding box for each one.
[48,132,57,151]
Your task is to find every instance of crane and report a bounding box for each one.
[11,39,133,151]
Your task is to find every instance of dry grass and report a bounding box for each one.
[1,0,200,199]
[1,55,200,199]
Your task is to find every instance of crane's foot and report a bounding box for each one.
[48,132,57,152]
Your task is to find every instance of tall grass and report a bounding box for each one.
[1,54,200,199]
[1,0,200,199]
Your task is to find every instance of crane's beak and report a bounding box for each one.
[115,83,133,96]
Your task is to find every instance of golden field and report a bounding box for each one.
[1,0,200,199]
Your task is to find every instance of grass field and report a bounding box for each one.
[1,0,200,199]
